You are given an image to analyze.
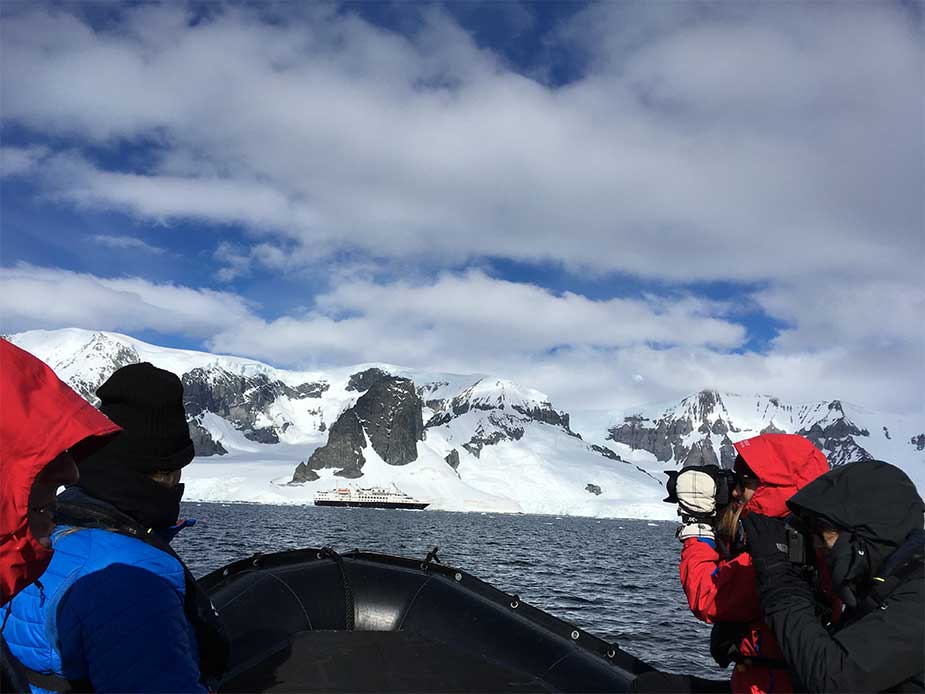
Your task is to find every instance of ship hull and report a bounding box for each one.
[315,500,429,510]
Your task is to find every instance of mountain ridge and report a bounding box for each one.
[7,328,923,516]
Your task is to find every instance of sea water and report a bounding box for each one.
[176,502,725,679]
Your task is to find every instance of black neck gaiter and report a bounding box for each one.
[76,460,184,529]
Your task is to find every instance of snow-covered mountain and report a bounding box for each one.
[8,329,671,519]
[10,329,922,516]
[602,390,925,490]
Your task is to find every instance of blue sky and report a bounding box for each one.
[1,1,922,415]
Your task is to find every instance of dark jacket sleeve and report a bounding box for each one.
[58,564,207,693]
[757,565,924,692]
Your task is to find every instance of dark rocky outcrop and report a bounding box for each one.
[356,377,424,466]
[189,417,227,456]
[608,392,743,469]
[347,368,390,392]
[293,376,424,481]
[510,403,575,434]
[444,449,460,470]
[461,414,525,459]
[591,444,624,462]
[608,414,691,463]
[797,402,872,466]
[298,410,368,480]
[291,461,320,483]
[182,367,328,444]
[681,438,720,467]
[912,434,925,451]
[719,436,737,468]
[585,483,602,496]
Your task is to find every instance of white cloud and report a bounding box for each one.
[207,269,746,365]
[1,5,922,418]
[1,3,920,284]
[0,264,257,338]
[757,279,925,353]
[2,263,921,416]
[91,234,165,254]
[0,145,48,178]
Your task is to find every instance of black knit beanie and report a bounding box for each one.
[84,362,195,472]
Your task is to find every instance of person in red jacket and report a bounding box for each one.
[1,340,119,689]
[677,434,830,694]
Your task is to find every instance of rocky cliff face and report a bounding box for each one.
[607,390,917,472]
[6,330,335,457]
[425,378,582,463]
[293,375,424,480]
[796,401,872,465]
[10,329,922,498]
[188,416,228,456]
[182,366,329,444]
[609,391,739,467]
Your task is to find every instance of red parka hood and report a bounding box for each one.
[1,340,120,604]
[734,433,829,518]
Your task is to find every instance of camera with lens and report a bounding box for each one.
[663,464,738,514]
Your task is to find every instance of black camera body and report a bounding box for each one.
[664,464,738,513]
[783,516,813,565]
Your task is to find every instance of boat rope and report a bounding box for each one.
[319,547,355,630]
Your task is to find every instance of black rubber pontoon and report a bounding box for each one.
[201,547,654,692]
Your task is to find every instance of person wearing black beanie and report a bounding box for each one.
[74,362,196,530]
[3,363,228,693]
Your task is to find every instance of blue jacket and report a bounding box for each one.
[2,524,206,693]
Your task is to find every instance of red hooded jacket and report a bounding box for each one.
[679,434,830,694]
[0,340,120,605]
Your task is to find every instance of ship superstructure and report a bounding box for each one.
[314,485,429,510]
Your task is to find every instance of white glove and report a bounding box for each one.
[675,468,718,518]
[677,522,715,542]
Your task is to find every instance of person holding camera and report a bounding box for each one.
[633,433,831,694]
[743,460,924,692]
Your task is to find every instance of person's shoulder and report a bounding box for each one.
[57,527,185,587]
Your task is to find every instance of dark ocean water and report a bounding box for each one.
[175,502,726,680]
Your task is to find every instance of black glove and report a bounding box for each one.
[742,513,789,575]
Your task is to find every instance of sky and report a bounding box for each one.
[1,1,922,417]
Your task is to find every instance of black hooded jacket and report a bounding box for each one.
[760,460,924,692]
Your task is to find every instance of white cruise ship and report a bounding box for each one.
[314,485,430,510]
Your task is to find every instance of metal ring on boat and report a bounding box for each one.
[571,630,580,640]
[607,648,616,658]
[454,573,462,582]
[510,600,519,609]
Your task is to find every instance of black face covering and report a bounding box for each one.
[76,460,184,529]
[828,532,873,609]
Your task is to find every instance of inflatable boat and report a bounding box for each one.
[201,546,655,692]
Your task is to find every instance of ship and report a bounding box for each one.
[314,485,430,510]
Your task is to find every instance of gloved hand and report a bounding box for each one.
[742,513,812,613]
[742,513,789,576]
[674,468,718,519]
[677,521,715,542]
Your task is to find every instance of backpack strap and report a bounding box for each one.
[861,530,924,612]
[1,635,91,693]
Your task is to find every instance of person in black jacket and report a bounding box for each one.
[742,460,924,692]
